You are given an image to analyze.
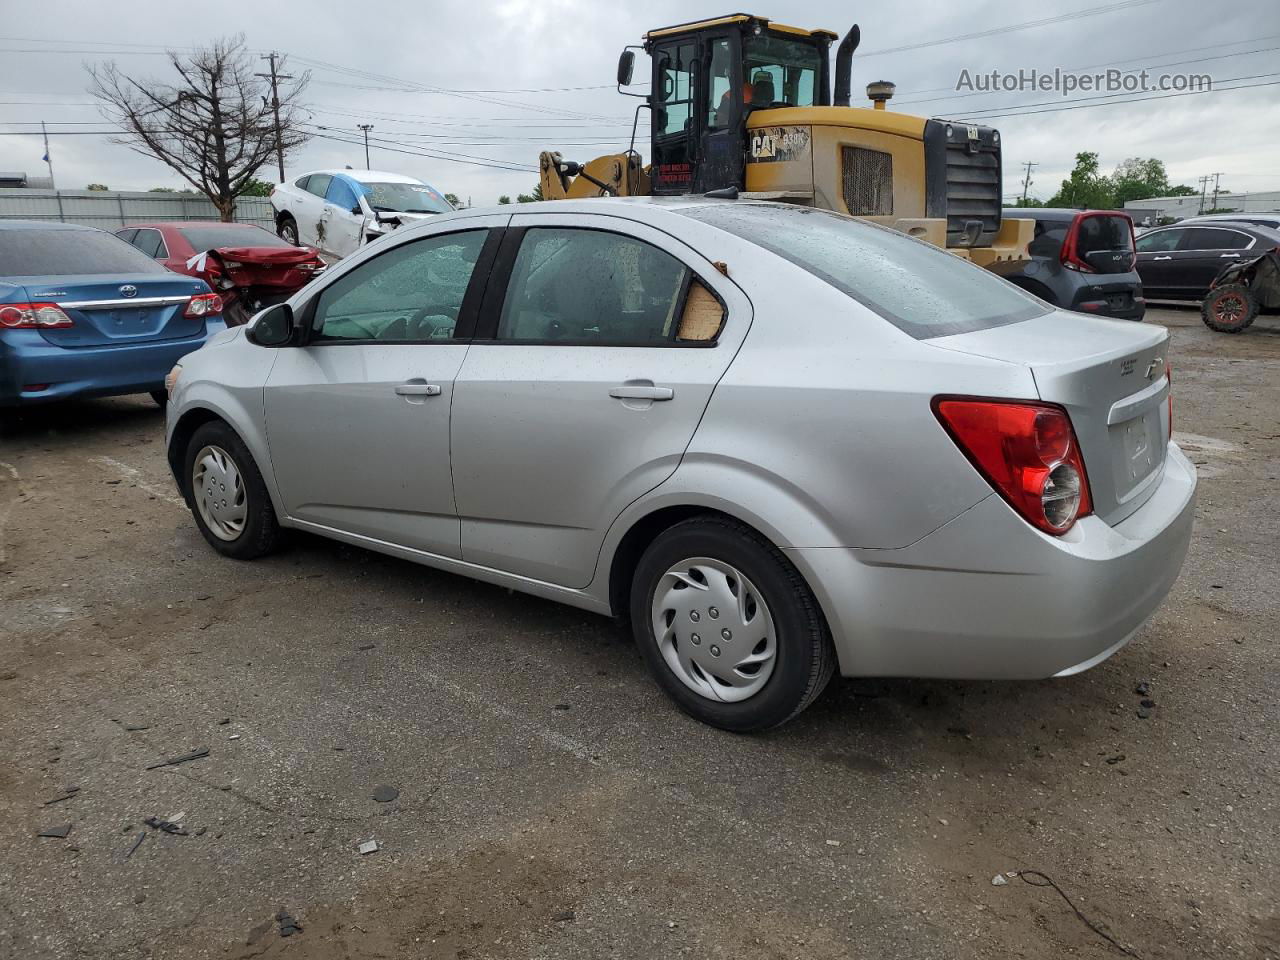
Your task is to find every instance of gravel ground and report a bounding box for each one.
[1,305,1276,960]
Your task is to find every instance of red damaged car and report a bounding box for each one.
[115,221,325,326]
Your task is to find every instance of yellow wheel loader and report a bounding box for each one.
[540,14,1031,268]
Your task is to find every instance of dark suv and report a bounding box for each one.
[999,209,1144,320]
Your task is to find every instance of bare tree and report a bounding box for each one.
[89,36,309,221]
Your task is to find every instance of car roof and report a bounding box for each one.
[126,221,267,230]
[1183,213,1280,221]
[302,169,423,185]
[0,219,99,232]
[1001,208,1130,221]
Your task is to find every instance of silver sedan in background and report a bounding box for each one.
[164,199,1196,731]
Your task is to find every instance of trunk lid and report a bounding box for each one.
[19,273,211,348]
[199,246,325,292]
[929,312,1170,525]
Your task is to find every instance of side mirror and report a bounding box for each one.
[617,50,635,86]
[351,204,362,215]
[246,302,295,347]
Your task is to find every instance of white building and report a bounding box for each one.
[1125,190,1280,225]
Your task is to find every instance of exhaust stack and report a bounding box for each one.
[833,24,861,107]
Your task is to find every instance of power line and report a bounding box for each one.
[856,0,1166,58]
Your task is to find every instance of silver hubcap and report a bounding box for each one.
[192,445,247,542]
[651,557,777,702]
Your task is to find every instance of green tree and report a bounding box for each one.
[86,183,109,191]
[497,194,512,205]
[1011,196,1044,208]
[1047,152,1115,209]
[443,192,461,208]
[1165,184,1198,197]
[237,177,274,198]
[516,183,544,203]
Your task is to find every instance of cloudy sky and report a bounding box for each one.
[1,0,1277,205]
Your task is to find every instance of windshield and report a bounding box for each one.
[680,204,1049,339]
[0,228,167,277]
[742,34,821,107]
[355,181,453,215]
[179,225,294,252]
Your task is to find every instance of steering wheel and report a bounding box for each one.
[406,303,458,337]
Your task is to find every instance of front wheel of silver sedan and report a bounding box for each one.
[184,420,282,560]
[630,517,835,732]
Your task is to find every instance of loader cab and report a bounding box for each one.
[644,15,835,195]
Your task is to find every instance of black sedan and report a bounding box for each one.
[1135,221,1280,301]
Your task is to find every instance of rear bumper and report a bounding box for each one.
[0,321,225,406]
[788,443,1196,679]
[1072,295,1146,321]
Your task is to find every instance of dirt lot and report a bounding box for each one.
[1,305,1277,960]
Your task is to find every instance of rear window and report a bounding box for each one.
[680,204,1048,339]
[1075,214,1134,255]
[0,228,167,277]
[179,225,293,252]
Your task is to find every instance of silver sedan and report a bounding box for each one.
[165,199,1196,731]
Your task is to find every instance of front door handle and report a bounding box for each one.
[1220,252,1240,258]
[609,384,674,401]
[1152,255,1172,261]
[395,382,442,397]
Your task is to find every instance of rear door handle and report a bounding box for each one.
[609,385,674,401]
[395,382,442,396]
[1152,255,1172,261]
[1220,252,1240,258]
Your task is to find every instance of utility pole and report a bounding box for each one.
[1020,161,1038,204]
[1209,171,1224,212]
[357,124,374,169]
[255,52,292,183]
[1197,175,1211,215]
[40,120,55,186]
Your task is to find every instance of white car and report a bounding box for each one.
[270,169,454,261]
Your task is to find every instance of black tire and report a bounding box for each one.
[277,215,299,246]
[629,516,835,732]
[183,420,281,560]
[1201,283,1258,333]
[149,389,168,409]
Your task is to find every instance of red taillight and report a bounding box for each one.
[183,293,223,318]
[0,302,73,329]
[933,398,1093,535]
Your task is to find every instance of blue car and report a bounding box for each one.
[1,220,226,407]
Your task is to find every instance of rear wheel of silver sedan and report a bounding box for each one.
[630,517,835,732]
[184,421,281,560]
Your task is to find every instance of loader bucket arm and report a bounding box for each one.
[539,151,651,200]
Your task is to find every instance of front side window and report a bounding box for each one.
[311,230,486,342]
[681,204,1047,339]
[325,176,360,211]
[656,41,696,137]
[742,34,820,108]
[497,228,699,344]
[1135,229,1180,253]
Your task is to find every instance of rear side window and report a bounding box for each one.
[1075,215,1133,254]
[131,228,167,259]
[681,204,1046,339]
[1178,228,1252,251]
[497,228,695,344]
[0,229,167,277]
[306,174,332,198]
[1027,221,1068,258]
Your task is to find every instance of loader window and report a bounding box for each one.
[707,39,734,130]
[656,41,696,138]
[743,34,820,107]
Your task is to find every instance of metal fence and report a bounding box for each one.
[0,188,274,230]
